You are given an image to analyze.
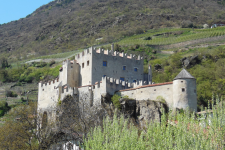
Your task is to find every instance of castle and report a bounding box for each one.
[38,44,197,123]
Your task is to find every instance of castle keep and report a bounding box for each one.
[38,45,197,123]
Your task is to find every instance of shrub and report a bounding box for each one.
[0,101,10,117]
[111,94,122,110]
[144,36,152,40]
[49,60,55,67]
[6,91,18,97]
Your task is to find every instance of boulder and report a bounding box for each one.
[154,64,162,71]
[181,55,201,68]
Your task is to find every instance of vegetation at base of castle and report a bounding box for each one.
[0,57,61,83]
[111,94,122,110]
[156,96,166,104]
[85,97,225,149]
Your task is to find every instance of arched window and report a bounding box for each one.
[42,111,48,128]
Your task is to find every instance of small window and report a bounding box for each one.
[154,89,156,91]
[42,89,44,91]
[71,66,73,68]
[103,75,106,77]
[93,85,95,89]
[194,89,196,93]
[82,63,84,68]
[123,66,126,70]
[120,77,125,81]
[182,88,185,92]
[167,88,169,90]
[133,80,136,83]
[141,91,143,93]
[181,81,183,83]
[134,68,138,72]
[87,61,89,66]
[103,61,107,66]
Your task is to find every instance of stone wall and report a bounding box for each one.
[91,48,144,84]
[119,82,174,107]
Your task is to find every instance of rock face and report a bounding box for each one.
[181,55,201,68]
[120,98,168,127]
[100,95,168,127]
[154,64,163,71]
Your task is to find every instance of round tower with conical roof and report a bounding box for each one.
[173,69,197,111]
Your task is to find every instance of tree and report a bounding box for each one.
[0,92,107,149]
[1,57,10,69]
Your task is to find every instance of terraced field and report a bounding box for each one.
[116,27,225,47]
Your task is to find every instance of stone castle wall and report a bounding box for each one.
[38,78,60,110]
[119,82,174,107]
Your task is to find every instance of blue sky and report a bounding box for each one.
[0,0,53,24]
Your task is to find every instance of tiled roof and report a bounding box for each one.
[174,69,195,80]
[119,82,173,92]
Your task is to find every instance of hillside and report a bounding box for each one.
[1,0,225,62]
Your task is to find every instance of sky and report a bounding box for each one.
[0,0,53,24]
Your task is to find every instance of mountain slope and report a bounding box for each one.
[1,0,225,61]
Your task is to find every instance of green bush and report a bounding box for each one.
[0,101,10,117]
[111,94,122,110]
[6,91,18,97]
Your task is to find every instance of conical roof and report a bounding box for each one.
[174,69,195,80]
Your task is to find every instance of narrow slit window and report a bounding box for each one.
[123,66,126,70]
[103,61,107,66]
[182,88,185,92]
[82,63,84,68]
[87,61,89,66]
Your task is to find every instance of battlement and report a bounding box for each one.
[39,78,60,88]
[74,45,143,61]
[62,86,74,94]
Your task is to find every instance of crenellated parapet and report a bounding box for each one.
[74,45,143,62]
[39,78,60,89]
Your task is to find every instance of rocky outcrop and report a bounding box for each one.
[154,64,163,71]
[181,55,201,68]
[119,98,168,127]
[100,94,168,127]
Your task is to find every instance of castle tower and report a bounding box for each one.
[59,59,80,88]
[173,69,197,111]
[111,43,114,51]
[148,65,152,84]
